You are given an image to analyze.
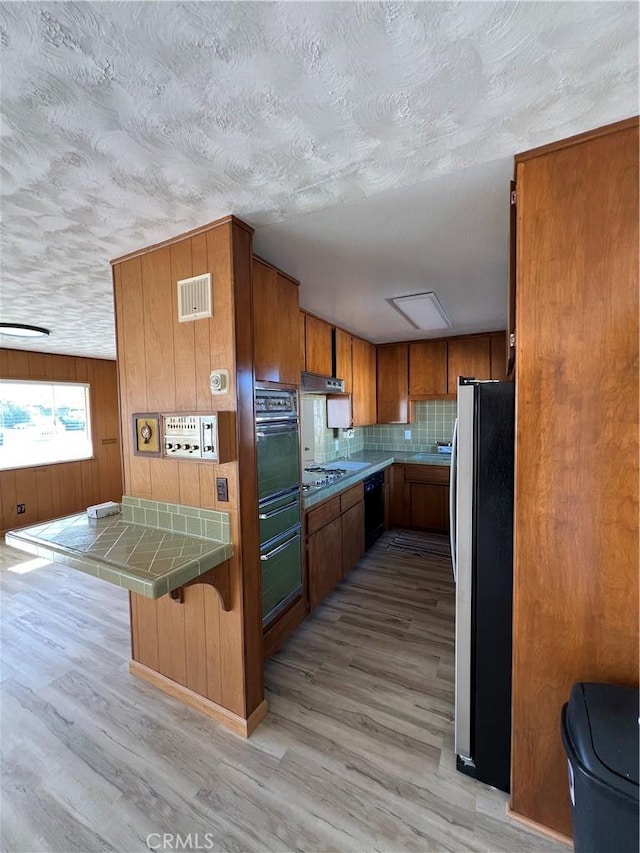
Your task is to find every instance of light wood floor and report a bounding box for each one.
[0,532,565,853]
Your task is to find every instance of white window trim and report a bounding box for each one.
[0,379,94,472]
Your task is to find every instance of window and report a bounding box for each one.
[0,380,93,470]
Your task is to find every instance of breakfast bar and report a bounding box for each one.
[6,507,233,601]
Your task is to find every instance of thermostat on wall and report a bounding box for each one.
[210,369,230,395]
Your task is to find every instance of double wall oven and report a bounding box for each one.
[255,388,302,627]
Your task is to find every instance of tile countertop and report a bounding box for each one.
[303,450,451,510]
[5,512,233,599]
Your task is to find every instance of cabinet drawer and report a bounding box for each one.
[340,482,363,512]
[404,464,450,484]
[306,496,341,535]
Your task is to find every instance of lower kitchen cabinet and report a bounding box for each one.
[408,483,449,532]
[308,515,343,610]
[341,500,365,578]
[405,464,450,533]
[388,463,450,534]
[306,481,367,610]
[389,464,406,527]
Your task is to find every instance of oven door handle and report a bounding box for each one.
[256,423,299,438]
[259,499,299,520]
[260,532,301,561]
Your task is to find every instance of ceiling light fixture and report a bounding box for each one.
[0,323,50,338]
[391,292,452,331]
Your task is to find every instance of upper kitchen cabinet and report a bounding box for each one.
[352,336,377,426]
[490,332,508,380]
[253,258,300,386]
[377,344,409,424]
[299,312,306,374]
[334,328,353,393]
[328,333,376,428]
[447,335,491,392]
[303,313,333,376]
[409,341,448,397]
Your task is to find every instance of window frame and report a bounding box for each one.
[0,379,94,472]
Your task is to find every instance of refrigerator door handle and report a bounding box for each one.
[454,382,475,762]
[449,418,458,582]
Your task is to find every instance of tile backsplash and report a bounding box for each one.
[364,400,456,453]
[121,496,231,543]
[302,397,456,462]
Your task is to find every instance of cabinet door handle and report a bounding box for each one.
[260,533,300,561]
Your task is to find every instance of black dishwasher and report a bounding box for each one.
[363,471,385,549]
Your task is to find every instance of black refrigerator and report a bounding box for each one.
[449,378,515,793]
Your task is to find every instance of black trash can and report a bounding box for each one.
[561,682,639,853]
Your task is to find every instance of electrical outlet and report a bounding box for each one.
[334,439,340,451]
[16,503,25,514]
[404,430,412,441]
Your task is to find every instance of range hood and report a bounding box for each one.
[301,372,346,394]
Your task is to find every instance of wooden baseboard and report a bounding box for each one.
[129,660,268,738]
[506,803,573,847]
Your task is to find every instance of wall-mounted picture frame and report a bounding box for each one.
[132,413,161,456]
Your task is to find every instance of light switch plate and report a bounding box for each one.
[216,477,229,502]
[404,429,412,440]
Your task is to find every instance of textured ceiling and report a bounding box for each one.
[0,1,638,358]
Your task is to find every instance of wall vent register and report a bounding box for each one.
[177,273,212,322]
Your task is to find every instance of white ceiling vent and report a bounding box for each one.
[392,292,452,331]
[177,273,212,322]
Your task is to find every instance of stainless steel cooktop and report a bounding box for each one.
[302,465,349,491]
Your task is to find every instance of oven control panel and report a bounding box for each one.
[255,389,298,421]
[162,414,219,461]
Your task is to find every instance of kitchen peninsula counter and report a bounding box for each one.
[303,450,451,510]
[6,506,233,600]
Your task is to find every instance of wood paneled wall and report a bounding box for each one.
[112,216,263,720]
[511,119,639,836]
[0,349,122,532]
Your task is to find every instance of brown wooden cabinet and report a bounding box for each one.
[408,483,448,532]
[409,341,448,396]
[334,328,353,393]
[253,259,300,385]
[377,344,409,424]
[304,313,333,376]
[341,501,365,578]
[390,464,450,533]
[299,312,306,374]
[306,481,366,609]
[490,332,508,380]
[389,464,406,527]
[352,336,376,426]
[307,514,342,610]
[447,336,491,392]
